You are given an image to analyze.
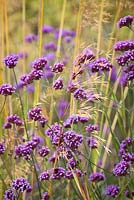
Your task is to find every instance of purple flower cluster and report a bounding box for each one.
[73,87,88,100]
[88,172,105,182]
[116,50,134,66]
[4,189,15,200]
[63,130,83,150]
[73,48,95,66]
[113,160,130,176]
[117,15,134,29]
[3,114,23,129]
[28,106,48,127]
[42,192,50,200]
[39,170,50,181]
[66,158,78,169]
[42,24,54,33]
[0,142,5,155]
[105,185,120,198]
[3,54,19,68]
[63,114,88,128]
[0,84,15,96]
[89,57,113,72]
[15,136,40,160]
[114,40,134,51]
[51,62,64,73]
[125,189,134,198]
[86,137,98,149]
[11,177,32,192]
[85,124,99,134]
[45,123,62,146]
[44,41,57,51]
[50,167,66,179]
[25,34,38,43]
[38,146,50,157]
[123,64,134,81]
[31,57,47,70]
[119,137,134,163]
[54,29,75,39]
[53,78,63,89]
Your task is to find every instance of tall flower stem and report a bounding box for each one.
[12,68,42,199]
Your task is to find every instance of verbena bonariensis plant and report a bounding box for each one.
[0,0,134,199]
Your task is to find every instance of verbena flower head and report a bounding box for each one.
[85,124,99,134]
[11,177,32,193]
[113,40,134,51]
[51,62,64,73]
[63,114,88,128]
[3,122,12,129]
[30,69,44,80]
[3,54,19,68]
[25,34,38,43]
[50,167,66,180]
[86,137,98,149]
[44,41,57,51]
[42,192,50,200]
[45,123,62,146]
[113,160,130,176]
[4,189,15,200]
[6,114,23,126]
[116,50,134,66]
[20,74,34,85]
[0,84,15,96]
[63,130,83,150]
[53,78,63,90]
[38,146,50,157]
[0,142,5,155]
[28,107,42,121]
[54,29,75,39]
[117,15,134,29]
[89,57,113,72]
[31,57,47,70]
[42,24,54,33]
[88,172,105,182]
[125,189,134,199]
[39,171,50,181]
[105,185,120,198]
[73,87,88,100]
[124,64,134,82]
[67,158,78,169]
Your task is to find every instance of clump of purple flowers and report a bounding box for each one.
[3,54,19,68]
[39,170,50,181]
[89,57,113,72]
[105,185,120,198]
[113,160,130,176]
[42,24,54,33]
[51,62,64,73]
[0,142,5,155]
[53,78,63,89]
[4,189,15,200]
[50,167,66,180]
[31,57,47,70]
[28,106,48,127]
[73,87,88,100]
[63,130,83,150]
[25,34,38,43]
[38,146,50,157]
[11,177,32,193]
[15,136,40,160]
[114,40,134,51]
[0,84,15,96]
[3,114,23,129]
[88,172,105,182]
[117,15,134,29]
[85,124,99,134]
[63,114,88,128]
[42,192,50,200]
[86,137,98,149]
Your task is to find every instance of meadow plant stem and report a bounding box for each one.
[12,68,42,199]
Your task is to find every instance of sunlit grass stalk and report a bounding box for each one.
[34,0,44,106]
